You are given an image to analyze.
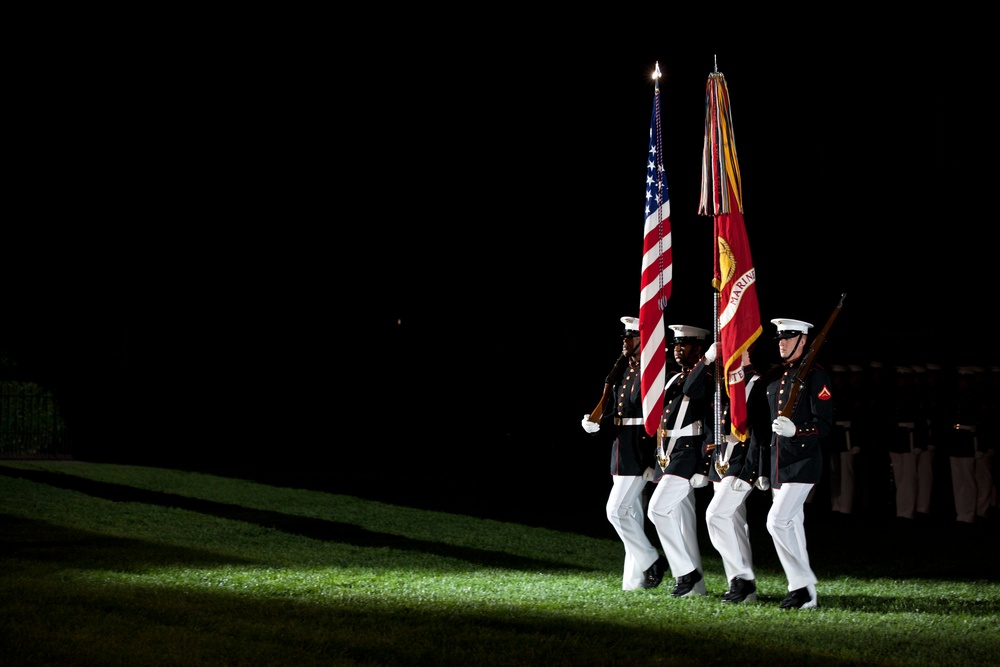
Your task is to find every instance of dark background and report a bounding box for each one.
[5,22,993,520]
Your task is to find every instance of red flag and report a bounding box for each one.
[700,70,761,442]
[640,65,671,438]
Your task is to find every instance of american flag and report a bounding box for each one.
[639,64,671,438]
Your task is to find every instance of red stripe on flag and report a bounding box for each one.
[640,92,670,438]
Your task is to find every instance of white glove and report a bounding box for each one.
[772,416,796,438]
[913,448,923,456]
[642,467,656,482]
[581,415,600,434]
[690,473,709,488]
[731,477,751,492]
[850,446,861,454]
[755,476,770,491]
[703,342,719,364]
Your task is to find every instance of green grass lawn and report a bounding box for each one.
[2,460,998,666]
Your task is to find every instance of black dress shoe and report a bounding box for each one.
[721,576,757,603]
[670,569,706,597]
[641,555,668,589]
[779,586,818,610]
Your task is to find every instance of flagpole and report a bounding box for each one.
[713,282,722,449]
[711,54,723,449]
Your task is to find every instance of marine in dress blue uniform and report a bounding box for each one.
[889,365,929,519]
[581,317,667,590]
[691,346,768,603]
[828,364,863,514]
[762,318,833,610]
[647,324,714,598]
[945,366,994,523]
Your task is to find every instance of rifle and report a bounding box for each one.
[779,293,846,418]
[587,353,629,423]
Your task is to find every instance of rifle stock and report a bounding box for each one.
[588,385,612,423]
[779,293,846,418]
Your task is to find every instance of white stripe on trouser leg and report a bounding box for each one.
[647,475,701,578]
[765,482,817,592]
[607,475,659,590]
[706,476,754,582]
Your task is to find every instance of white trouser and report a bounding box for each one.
[607,475,660,590]
[889,451,918,519]
[916,447,934,514]
[975,455,996,517]
[705,476,754,582]
[831,450,856,514]
[952,455,997,521]
[647,475,702,579]
[950,456,976,523]
[766,482,817,592]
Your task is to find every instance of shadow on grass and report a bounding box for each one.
[0,556,923,667]
[0,465,596,574]
[0,514,259,570]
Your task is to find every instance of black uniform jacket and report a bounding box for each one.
[589,356,657,477]
[686,360,769,485]
[656,365,713,480]
[764,359,834,487]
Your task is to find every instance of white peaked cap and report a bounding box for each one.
[668,324,710,340]
[620,316,640,336]
[771,318,813,339]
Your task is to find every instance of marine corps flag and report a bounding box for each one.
[639,63,671,438]
[698,66,761,442]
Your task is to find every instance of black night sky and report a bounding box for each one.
[7,24,993,501]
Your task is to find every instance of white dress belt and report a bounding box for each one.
[614,417,644,426]
[659,422,703,437]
